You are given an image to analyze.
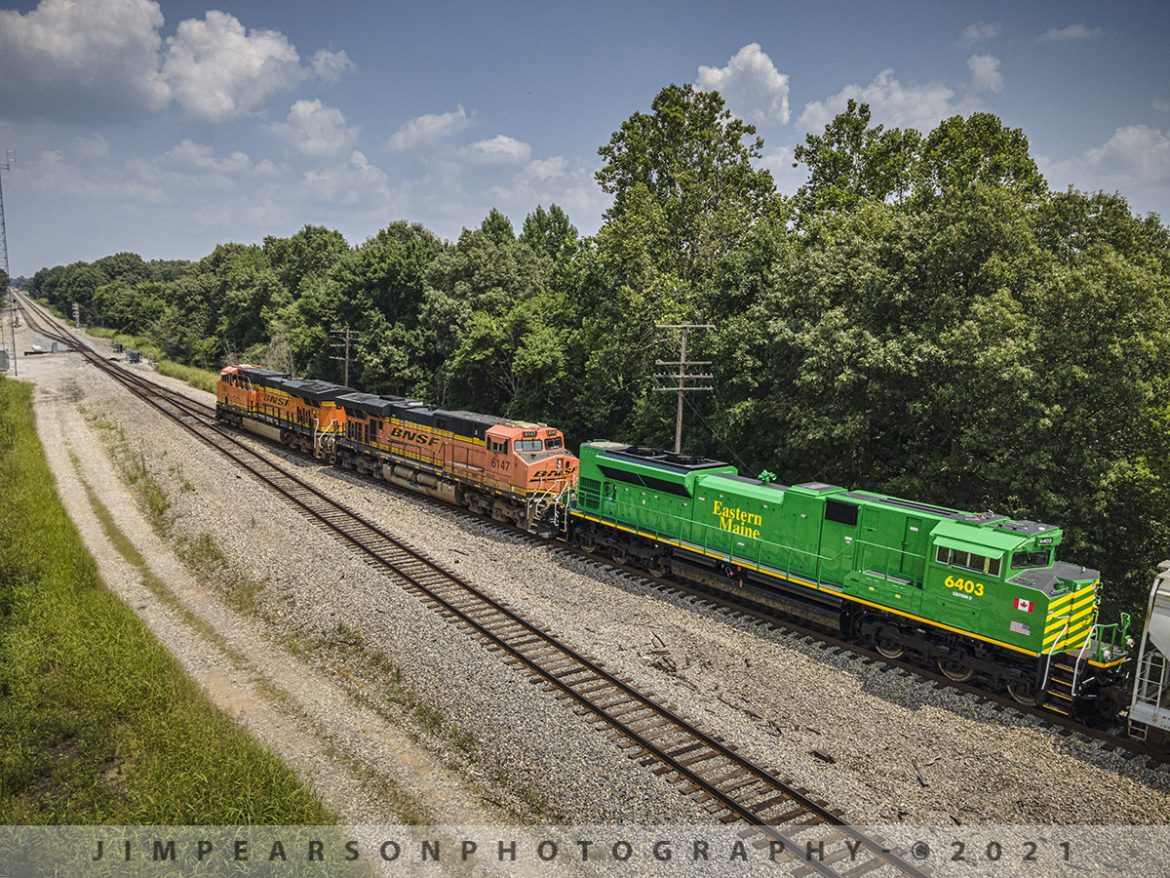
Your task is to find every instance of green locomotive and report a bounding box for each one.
[569,442,1131,715]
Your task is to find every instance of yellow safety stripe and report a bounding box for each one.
[1049,583,1097,611]
[1052,632,1093,652]
[1087,655,1128,669]
[570,510,1039,656]
[1068,603,1097,625]
[1044,617,1092,648]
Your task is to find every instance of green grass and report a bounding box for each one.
[0,376,333,824]
[84,327,219,393]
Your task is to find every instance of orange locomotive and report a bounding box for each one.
[216,365,578,535]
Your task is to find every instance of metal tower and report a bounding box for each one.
[0,149,12,294]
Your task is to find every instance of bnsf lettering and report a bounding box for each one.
[531,467,574,481]
[263,391,290,407]
[389,426,441,447]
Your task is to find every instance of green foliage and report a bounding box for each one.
[0,377,332,823]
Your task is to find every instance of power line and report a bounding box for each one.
[652,323,714,453]
[682,393,753,473]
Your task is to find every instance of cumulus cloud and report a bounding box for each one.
[310,48,356,82]
[75,135,111,161]
[303,149,391,204]
[799,69,957,133]
[386,106,471,151]
[0,0,170,122]
[758,145,806,195]
[24,148,169,204]
[696,42,790,126]
[485,156,608,225]
[1040,24,1103,42]
[271,100,359,157]
[161,139,274,176]
[518,156,568,182]
[961,22,1000,43]
[1045,126,1170,194]
[463,135,532,165]
[968,54,1003,93]
[161,11,307,123]
[0,0,355,124]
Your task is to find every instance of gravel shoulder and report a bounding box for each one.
[16,317,1170,831]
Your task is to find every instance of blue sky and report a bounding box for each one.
[1,0,1167,275]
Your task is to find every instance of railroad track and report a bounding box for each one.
[15,293,931,878]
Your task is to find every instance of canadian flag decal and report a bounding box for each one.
[1014,597,1034,613]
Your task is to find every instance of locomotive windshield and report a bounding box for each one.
[545,437,563,450]
[1012,550,1050,569]
[515,439,543,452]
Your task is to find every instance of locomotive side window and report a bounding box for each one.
[936,546,1002,576]
[825,500,858,526]
[545,437,563,450]
[488,438,509,453]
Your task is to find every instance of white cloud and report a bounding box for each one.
[310,48,356,83]
[799,69,957,133]
[303,150,391,205]
[161,11,307,123]
[0,0,170,122]
[1044,126,1170,195]
[271,100,359,157]
[75,135,111,161]
[968,54,1003,94]
[485,155,608,227]
[518,156,568,182]
[758,145,807,195]
[463,135,532,165]
[696,42,790,126]
[386,106,471,151]
[1040,24,1103,42]
[961,22,1000,43]
[24,149,169,204]
[161,139,274,176]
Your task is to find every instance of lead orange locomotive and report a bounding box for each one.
[216,364,577,535]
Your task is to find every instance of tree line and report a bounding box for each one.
[27,86,1170,617]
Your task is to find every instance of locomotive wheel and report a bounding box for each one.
[647,556,669,578]
[576,533,596,554]
[1007,682,1041,706]
[610,545,628,564]
[937,657,975,682]
[875,636,904,660]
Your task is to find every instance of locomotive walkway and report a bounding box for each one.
[16,293,932,878]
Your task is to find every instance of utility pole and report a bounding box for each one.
[1,150,14,377]
[654,323,715,454]
[0,149,11,302]
[329,325,363,386]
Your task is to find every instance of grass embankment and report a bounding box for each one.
[0,376,332,824]
[84,327,220,393]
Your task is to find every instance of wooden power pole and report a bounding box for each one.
[329,326,362,386]
[654,323,714,454]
